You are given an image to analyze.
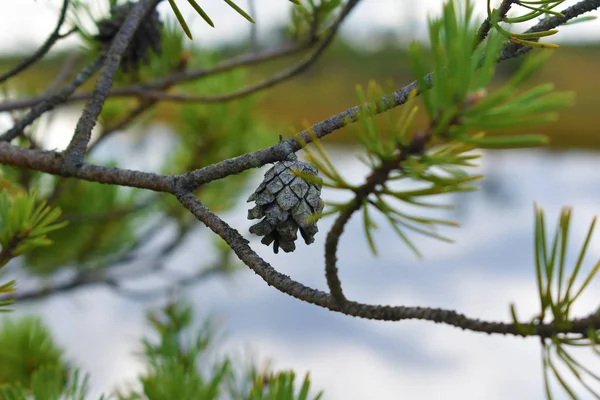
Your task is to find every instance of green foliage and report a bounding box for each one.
[301,0,574,258]
[118,300,230,400]
[0,188,67,309]
[0,316,67,389]
[248,371,323,400]
[0,301,324,400]
[118,300,324,400]
[510,206,600,399]
[23,179,139,275]
[0,366,94,400]
[409,0,574,145]
[0,190,68,268]
[140,18,187,80]
[488,0,564,48]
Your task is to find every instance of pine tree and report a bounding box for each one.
[0,0,599,398]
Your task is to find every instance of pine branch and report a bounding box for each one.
[64,0,162,168]
[499,0,600,60]
[0,0,358,113]
[179,0,600,192]
[0,0,596,340]
[0,142,175,192]
[176,191,600,338]
[324,132,431,305]
[476,0,516,45]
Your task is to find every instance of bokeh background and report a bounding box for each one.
[1,1,600,399]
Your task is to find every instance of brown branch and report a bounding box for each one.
[178,76,427,191]
[0,0,73,84]
[41,54,81,97]
[64,0,161,167]
[175,191,600,338]
[105,248,232,302]
[0,142,176,192]
[133,38,317,91]
[89,52,190,151]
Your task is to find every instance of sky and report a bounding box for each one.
[0,0,598,56]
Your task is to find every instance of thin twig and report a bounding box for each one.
[0,1,357,112]
[324,161,395,305]
[0,40,317,114]
[125,0,360,104]
[0,0,72,84]
[64,0,161,167]
[7,218,191,302]
[476,0,515,45]
[106,249,232,302]
[41,54,81,97]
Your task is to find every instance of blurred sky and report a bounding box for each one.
[1,0,599,56]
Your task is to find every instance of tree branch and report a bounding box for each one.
[0,0,72,84]
[0,0,358,115]
[64,0,161,167]
[179,0,600,192]
[0,0,596,194]
[0,142,176,192]
[100,0,359,105]
[324,131,431,304]
[0,38,318,113]
[175,191,600,338]
[0,0,597,338]
[476,0,515,45]
[498,0,600,61]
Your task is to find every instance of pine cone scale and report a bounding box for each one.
[247,154,324,254]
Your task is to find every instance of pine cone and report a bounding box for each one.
[247,154,324,254]
[95,1,163,73]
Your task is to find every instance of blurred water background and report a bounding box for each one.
[1,1,600,399]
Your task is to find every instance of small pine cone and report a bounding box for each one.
[247,154,324,254]
[95,1,163,73]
